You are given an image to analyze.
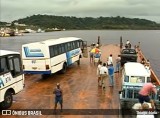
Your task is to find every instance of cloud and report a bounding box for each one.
[1,0,160,23]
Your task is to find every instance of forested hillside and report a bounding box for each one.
[2,15,160,30]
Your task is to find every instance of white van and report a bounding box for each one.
[122,62,151,86]
[119,62,160,109]
[0,50,24,109]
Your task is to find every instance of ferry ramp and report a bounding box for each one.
[2,44,123,118]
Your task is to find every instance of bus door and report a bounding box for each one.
[81,41,88,58]
[8,55,24,90]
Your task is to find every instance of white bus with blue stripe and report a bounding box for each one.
[0,50,24,109]
[22,37,87,75]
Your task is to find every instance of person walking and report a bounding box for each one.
[108,64,114,87]
[99,63,108,89]
[115,55,121,73]
[138,82,157,109]
[97,61,102,86]
[53,83,63,112]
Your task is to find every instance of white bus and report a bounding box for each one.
[0,50,24,109]
[22,37,87,75]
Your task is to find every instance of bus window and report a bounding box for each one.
[0,57,8,74]
[67,42,71,51]
[77,41,80,48]
[64,43,68,52]
[9,56,22,77]
[53,45,58,56]
[58,44,62,55]
[49,46,54,57]
[61,44,65,53]
[72,41,76,49]
[13,58,21,75]
[75,41,78,48]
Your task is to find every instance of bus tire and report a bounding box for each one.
[61,63,67,74]
[77,58,80,65]
[1,91,13,109]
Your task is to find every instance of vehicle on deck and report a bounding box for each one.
[119,62,160,110]
[22,37,88,75]
[120,48,137,66]
[0,50,24,109]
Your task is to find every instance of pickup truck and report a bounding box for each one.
[120,48,137,66]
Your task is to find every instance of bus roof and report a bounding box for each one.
[124,62,150,76]
[0,50,20,56]
[22,37,82,46]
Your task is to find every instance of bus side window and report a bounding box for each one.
[72,41,76,49]
[61,44,65,53]
[75,41,78,48]
[53,45,58,56]
[64,43,68,52]
[9,56,21,77]
[0,57,9,74]
[49,46,54,57]
[9,59,15,76]
[77,41,80,48]
[67,42,71,51]
[13,58,21,75]
[58,44,62,55]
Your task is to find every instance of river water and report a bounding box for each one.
[0,30,160,78]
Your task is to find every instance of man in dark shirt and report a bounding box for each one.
[53,83,63,112]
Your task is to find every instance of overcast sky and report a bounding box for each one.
[1,0,160,23]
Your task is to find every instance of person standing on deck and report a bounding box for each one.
[100,63,108,89]
[97,61,102,86]
[89,43,95,63]
[108,64,114,87]
[141,58,146,65]
[126,40,130,45]
[125,40,130,48]
[138,83,157,109]
[107,54,113,66]
[115,55,121,73]
[53,83,63,112]
[145,64,151,76]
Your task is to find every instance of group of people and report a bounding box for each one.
[97,53,119,89]
[141,58,151,76]
[132,82,157,118]
[52,40,157,116]
[97,61,114,89]
[89,43,101,63]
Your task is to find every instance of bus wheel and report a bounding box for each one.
[1,91,13,109]
[77,58,80,65]
[61,63,67,74]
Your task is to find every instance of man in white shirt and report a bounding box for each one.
[100,63,108,89]
[107,54,113,66]
[97,61,102,86]
[126,40,130,45]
